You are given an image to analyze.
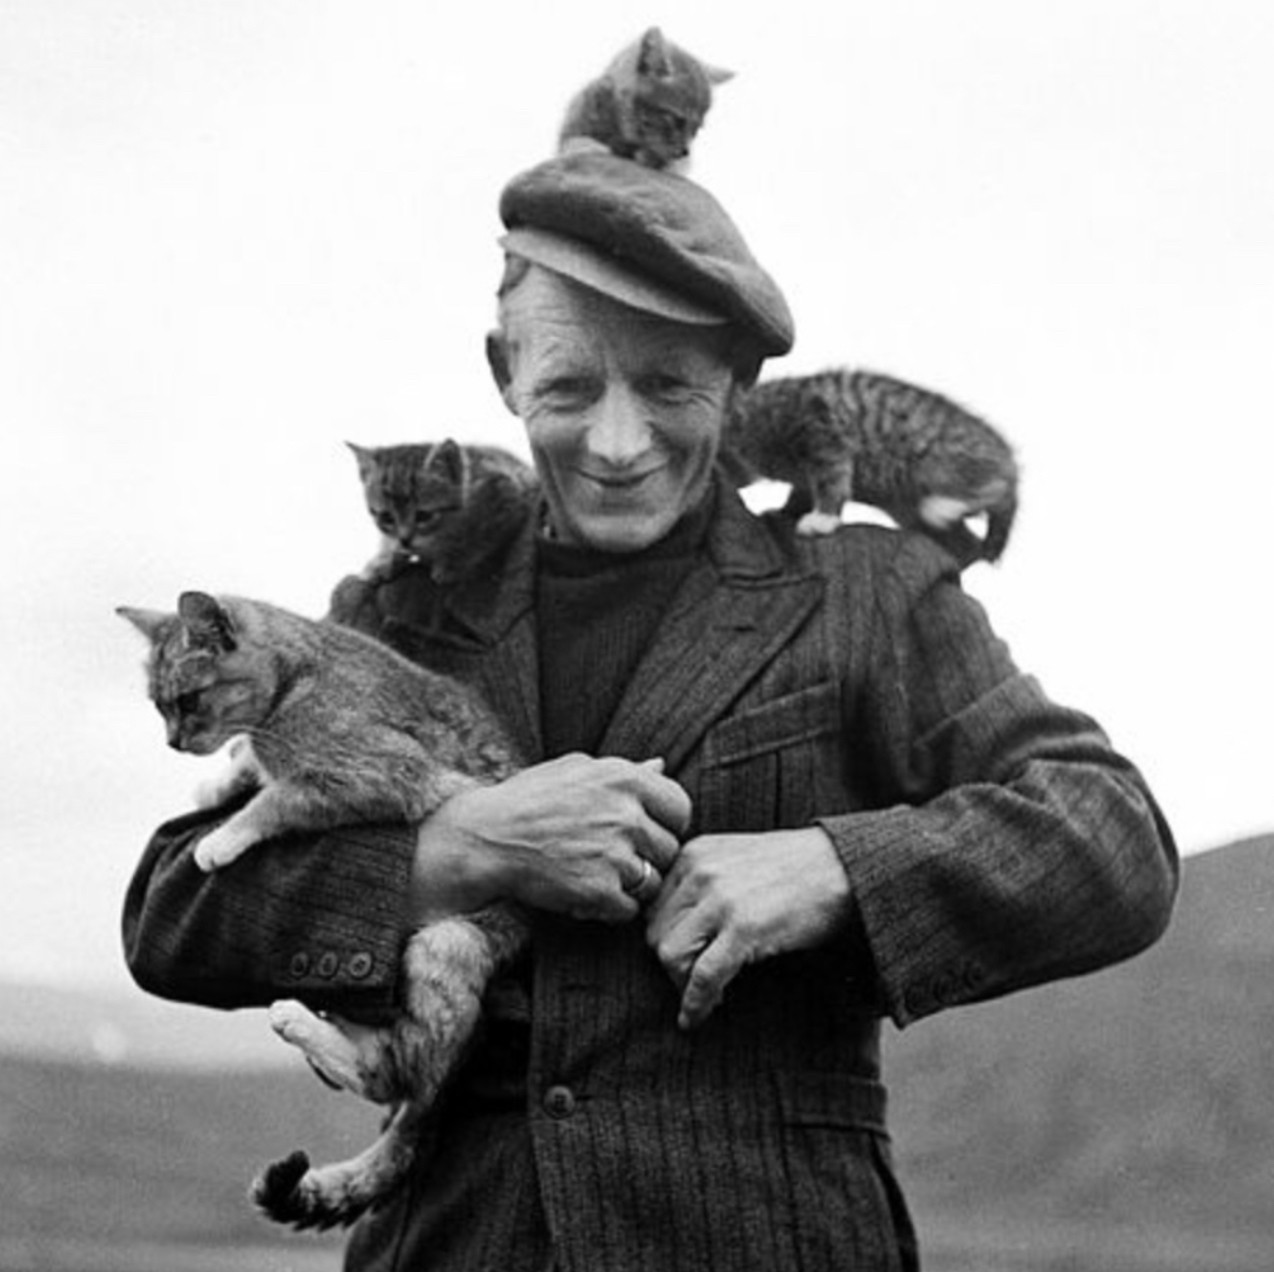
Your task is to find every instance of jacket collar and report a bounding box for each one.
[420,476,823,767]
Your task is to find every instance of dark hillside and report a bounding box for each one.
[888,834,1274,1270]
[1,1050,375,1270]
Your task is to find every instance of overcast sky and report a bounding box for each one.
[2,1,1271,991]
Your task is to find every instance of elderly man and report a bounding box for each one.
[124,148,1177,1271]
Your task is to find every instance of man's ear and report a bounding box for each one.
[485,331,518,415]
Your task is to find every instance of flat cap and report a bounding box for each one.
[499,150,794,359]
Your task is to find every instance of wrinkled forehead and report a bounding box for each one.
[497,261,738,378]
[500,227,730,329]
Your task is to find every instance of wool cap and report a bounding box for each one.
[498,149,794,359]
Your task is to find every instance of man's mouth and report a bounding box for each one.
[578,465,666,490]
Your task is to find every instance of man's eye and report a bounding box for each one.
[536,378,596,411]
[545,377,592,397]
[642,375,692,400]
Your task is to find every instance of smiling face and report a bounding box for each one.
[491,266,739,553]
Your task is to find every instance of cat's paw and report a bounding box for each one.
[559,136,612,157]
[268,1000,377,1098]
[795,509,843,536]
[193,825,254,872]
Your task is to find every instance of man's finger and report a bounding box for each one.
[677,934,745,1031]
[634,759,693,836]
[639,824,682,873]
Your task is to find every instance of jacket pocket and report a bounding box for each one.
[697,682,844,831]
[772,1070,916,1271]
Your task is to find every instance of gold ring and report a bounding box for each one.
[625,857,656,899]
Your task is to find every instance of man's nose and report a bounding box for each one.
[586,387,654,467]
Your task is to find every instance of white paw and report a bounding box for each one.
[268,999,319,1043]
[560,136,611,156]
[193,826,252,872]
[795,509,843,536]
[918,494,973,530]
[268,1000,371,1096]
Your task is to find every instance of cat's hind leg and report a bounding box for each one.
[267,912,525,1103]
[267,1001,397,1101]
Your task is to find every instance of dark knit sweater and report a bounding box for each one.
[534,496,713,757]
[463,497,714,1102]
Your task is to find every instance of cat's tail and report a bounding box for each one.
[979,487,1017,563]
[918,481,1018,566]
[251,1100,429,1230]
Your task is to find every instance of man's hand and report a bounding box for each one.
[411,753,691,924]
[645,827,851,1030]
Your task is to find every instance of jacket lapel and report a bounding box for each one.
[598,484,824,770]
[395,480,823,772]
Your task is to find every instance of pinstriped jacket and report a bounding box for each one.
[123,478,1177,1271]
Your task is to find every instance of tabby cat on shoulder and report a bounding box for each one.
[328,438,537,627]
[557,26,732,171]
[720,367,1019,566]
[117,590,529,1228]
[332,366,1016,605]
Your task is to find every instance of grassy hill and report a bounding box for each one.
[4,835,1272,1270]
[1,1050,376,1271]
[887,833,1274,1270]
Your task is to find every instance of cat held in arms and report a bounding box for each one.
[118,590,529,1228]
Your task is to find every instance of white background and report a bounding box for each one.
[2,0,1271,989]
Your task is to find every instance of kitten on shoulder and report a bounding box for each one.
[721,367,1019,566]
[329,438,538,628]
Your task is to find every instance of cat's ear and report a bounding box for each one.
[485,331,519,415]
[637,27,674,77]
[346,441,373,477]
[116,605,173,644]
[430,438,467,485]
[177,591,238,653]
[704,62,734,87]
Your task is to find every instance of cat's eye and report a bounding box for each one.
[174,691,203,715]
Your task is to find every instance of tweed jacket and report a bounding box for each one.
[123,480,1177,1272]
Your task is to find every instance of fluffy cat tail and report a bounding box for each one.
[251,1101,427,1230]
[919,483,1017,566]
[979,488,1017,562]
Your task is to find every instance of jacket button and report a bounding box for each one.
[902,988,928,1017]
[542,1085,576,1119]
[288,952,310,979]
[347,952,374,979]
[316,952,339,978]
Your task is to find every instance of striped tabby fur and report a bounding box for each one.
[558,27,732,170]
[721,368,1019,565]
[117,591,528,1228]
